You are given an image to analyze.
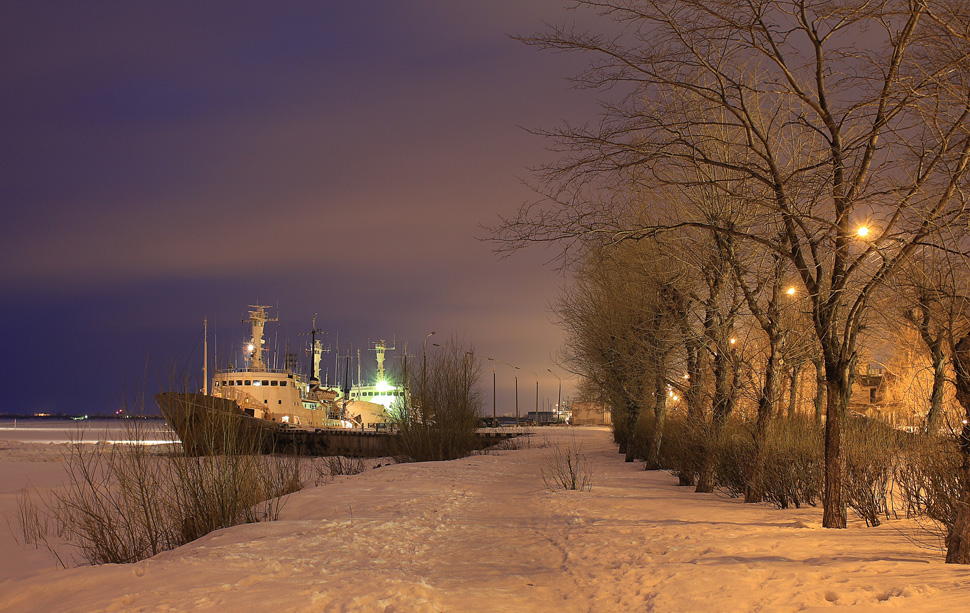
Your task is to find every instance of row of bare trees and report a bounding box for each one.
[492,0,970,562]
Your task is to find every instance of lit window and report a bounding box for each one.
[253,381,261,386]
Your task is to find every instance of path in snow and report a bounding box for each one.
[2,427,970,612]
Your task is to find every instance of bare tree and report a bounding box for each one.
[555,240,683,462]
[494,0,970,528]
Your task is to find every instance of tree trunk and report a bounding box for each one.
[926,350,946,433]
[946,334,970,563]
[946,423,970,563]
[624,400,640,462]
[646,369,667,470]
[745,338,781,503]
[696,346,736,493]
[822,371,850,529]
[813,357,826,425]
[787,362,801,418]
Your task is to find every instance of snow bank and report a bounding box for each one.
[2,427,970,612]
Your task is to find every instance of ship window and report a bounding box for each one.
[213,381,220,387]
[278,400,282,404]
[262,380,269,386]
[270,381,278,386]
[244,380,251,385]
[253,380,261,386]
[236,380,242,386]
[280,381,287,387]
[264,399,268,403]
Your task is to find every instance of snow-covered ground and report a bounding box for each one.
[3,426,970,612]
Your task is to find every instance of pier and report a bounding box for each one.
[274,427,524,457]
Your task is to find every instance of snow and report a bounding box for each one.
[3,427,970,612]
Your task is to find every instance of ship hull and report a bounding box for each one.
[154,392,386,456]
[155,392,281,455]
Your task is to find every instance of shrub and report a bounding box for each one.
[758,416,824,510]
[542,438,594,491]
[712,420,754,498]
[897,432,963,548]
[392,337,483,462]
[656,413,706,486]
[17,416,303,567]
[842,416,903,526]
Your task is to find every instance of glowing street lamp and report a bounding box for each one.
[787,286,796,296]
[857,225,870,238]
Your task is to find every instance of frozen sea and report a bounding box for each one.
[0,418,178,444]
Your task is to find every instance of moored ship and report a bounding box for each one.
[156,305,391,454]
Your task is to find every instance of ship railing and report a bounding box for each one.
[214,367,294,375]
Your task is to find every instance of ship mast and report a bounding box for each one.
[370,339,396,382]
[244,305,277,372]
[203,317,208,395]
[300,314,325,385]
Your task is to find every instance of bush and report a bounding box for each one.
[897,432,963,547]
[392,337,483,462]
[656,413,706,486]
[542,438,594,491]
[842,416,903,526]
[758,417,824,510]
[711,420,754,498]
[17,416,303,567]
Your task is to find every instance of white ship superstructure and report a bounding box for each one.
[209,306,345,427]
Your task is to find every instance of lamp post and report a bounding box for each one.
[423,331,435,423]
[548,369,562,424]
[533,371,539,425]
[487,358,519,426]
[514,367,520,426]
[491,361,496,421]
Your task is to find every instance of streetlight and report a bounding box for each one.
[514,366,520,426]
[532,371,539,425]
[423,331,435,423]
[488,358,519,426]
[548,368,562,424]
[491,360,496,421]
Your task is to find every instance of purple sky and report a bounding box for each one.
[1,1,595,416]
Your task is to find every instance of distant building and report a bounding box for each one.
[571,401,612,426]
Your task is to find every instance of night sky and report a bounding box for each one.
[1,1,596,416]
